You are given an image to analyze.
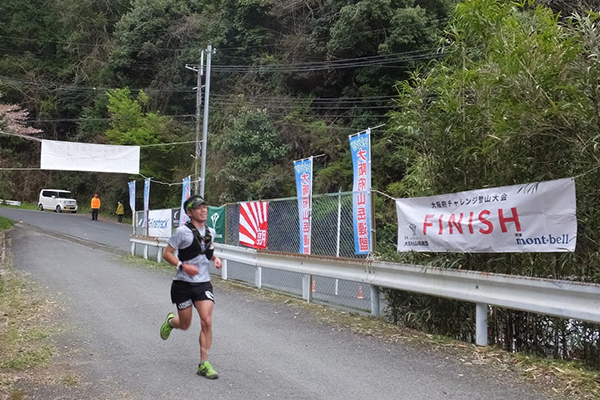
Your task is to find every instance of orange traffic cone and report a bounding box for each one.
[312,277,316,293]
[357,285,364,299]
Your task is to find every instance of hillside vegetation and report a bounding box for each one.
[2,0,600,366]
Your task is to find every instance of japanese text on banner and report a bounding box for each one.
[349,129,372,254]
[395,178,577,253]
[294,157,313,254]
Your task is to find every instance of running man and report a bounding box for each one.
[160,195,223,379]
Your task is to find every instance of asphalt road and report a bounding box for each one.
[1,207,557,399]
[0,207,133,253]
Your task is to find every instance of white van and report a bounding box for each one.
[38,189,78,213]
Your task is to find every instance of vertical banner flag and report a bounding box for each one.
[180,176,191,226]
[128,180,136,233]
[396,178,577,253]
[128,181,136,214]
[143,177,150,229]
[349,129,372,254]
[208,205,226,243]
[239,201,269,249]
[294,157,313,254]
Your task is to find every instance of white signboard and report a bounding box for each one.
[148,209,172,238]
[41,139,140,174]
[396,178,577,253]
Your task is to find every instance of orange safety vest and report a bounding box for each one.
[91,197,101,209]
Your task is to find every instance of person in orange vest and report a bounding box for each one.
[91,193,101,221]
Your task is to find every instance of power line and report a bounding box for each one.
[3,75,399,111]
[0,18,450,54]
[212,50,440,73]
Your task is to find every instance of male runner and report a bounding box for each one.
[160,195,222,379]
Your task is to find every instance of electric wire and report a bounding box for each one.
[0,17,450,54]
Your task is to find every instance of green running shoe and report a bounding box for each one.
[160,313,175,340]
[197,361,218,379]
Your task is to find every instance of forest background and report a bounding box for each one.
[2,0,600,366]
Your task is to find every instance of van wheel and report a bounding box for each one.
[38,204,44,211]
[55,205,62,213]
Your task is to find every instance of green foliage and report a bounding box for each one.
[104,88,191,208]
[214,107,289,201]
[382,0,600,365]
[387,0,600,266]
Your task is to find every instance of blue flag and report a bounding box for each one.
[128,181,136,214]
[349,129,372,254]
[143,178,150,229]
[294,157,313,254]
[180,176,191,226]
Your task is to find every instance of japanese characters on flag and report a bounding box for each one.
[128,181,135,214]
[294,157,313,254]
[349,129,372,255]
[143,178,150,229]
[179,176,191,226]
[396,178,577,253]
[239,201,269,249]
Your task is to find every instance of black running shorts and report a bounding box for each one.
[170,280,214,310]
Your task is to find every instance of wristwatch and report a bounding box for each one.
[177,261,183,269]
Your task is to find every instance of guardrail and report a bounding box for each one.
[0,199,22,207]
[131,237,600,346]
[130,235,169,262]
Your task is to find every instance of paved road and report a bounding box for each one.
[0,207,133,253]
[1,208,556,399]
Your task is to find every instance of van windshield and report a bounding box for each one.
[56,192,73,199]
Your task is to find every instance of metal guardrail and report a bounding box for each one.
[213,243,600,346]
[131,237,600,346]
[130,235,169,262]
[0,199,22,206]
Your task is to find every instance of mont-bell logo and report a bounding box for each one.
[408,223,417,236]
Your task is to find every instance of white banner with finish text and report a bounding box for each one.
[396,178,577,253]
[148,208,173,238]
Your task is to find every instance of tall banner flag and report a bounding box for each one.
[128,180,136,233]
[179,176,191,226]
[294,157,313,254]
[396,178,577,253]
[349,129,372,254]
[208,205,226,243]
[128,181,136,214]
[143,177,150,229]
[239,201,269,249]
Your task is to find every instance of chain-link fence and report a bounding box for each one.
[222,192,372,311]
[224,192,365,258]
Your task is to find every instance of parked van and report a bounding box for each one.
[38,189,78,213]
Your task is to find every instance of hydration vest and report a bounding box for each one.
[178,222,214,262]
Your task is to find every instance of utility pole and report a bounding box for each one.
[199,45,214,198]
[185,52,204,195]
[185,44,214,197]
